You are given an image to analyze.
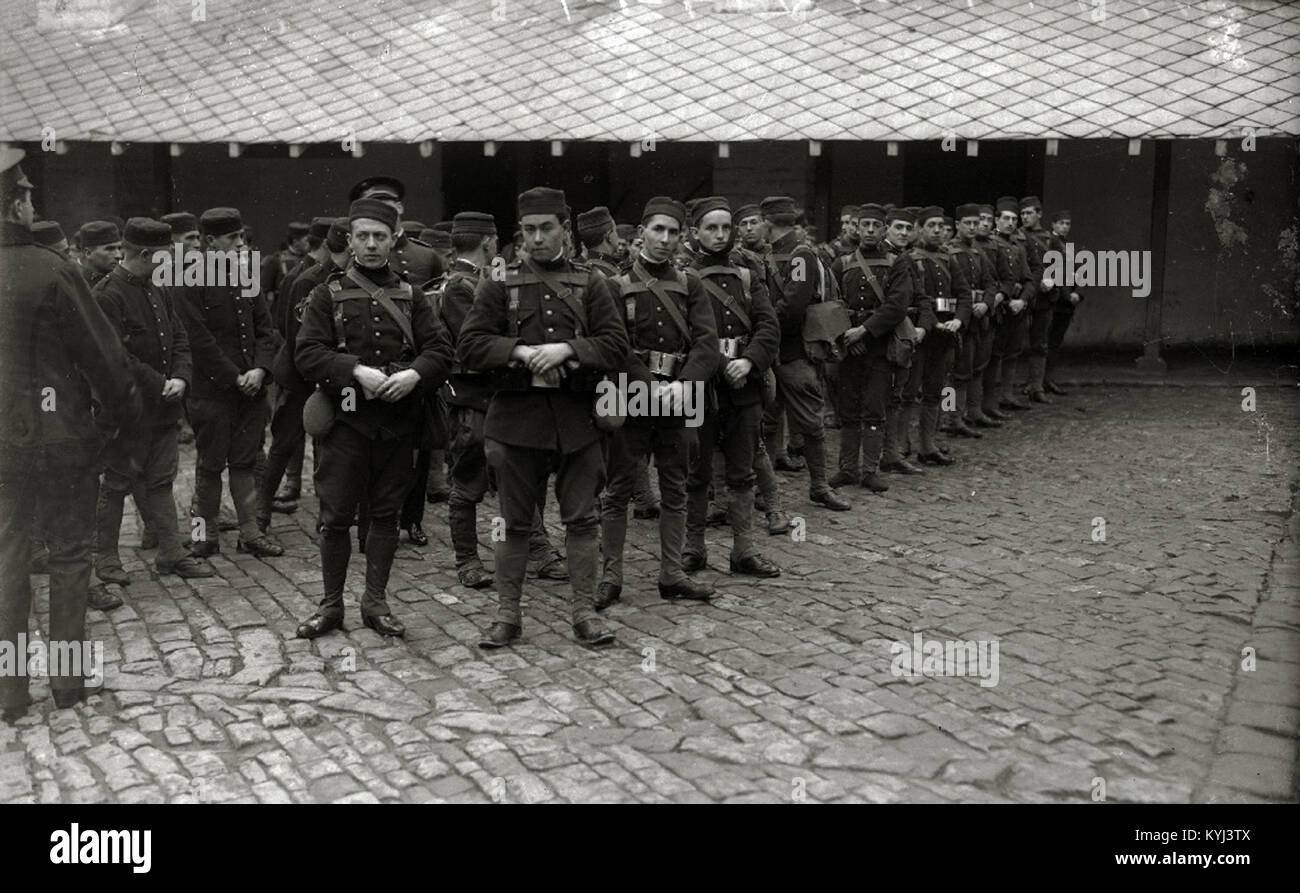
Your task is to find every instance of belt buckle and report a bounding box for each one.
[719,337,743,360]
[935,298,954,313]
[530,372,560,389]
[647,351,680,378]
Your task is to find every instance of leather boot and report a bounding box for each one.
[448,497,482,569]
[880,407,924,474]
[318,527,351,615]
[684,474,709,563]
[967,375,1001,427]
[728,484,758,565]
[565,526,600,625]
[1026,355,1052,402]
[950,385,981,438]
[982,359,1011,419]
[1044,352,1068,395]
[94,484,128,583]
[1000,360,1032,410]
[806,437,850,510]
[361,522,400,619]
[917,405,955,465]
[859,425,890,491]
[829,424,861,488]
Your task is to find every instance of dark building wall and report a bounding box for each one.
[1042,140,1155,348]
[1161,138,1300,348]
[827,140,903,236]
[26,142,117,234]
[713,141,809,216]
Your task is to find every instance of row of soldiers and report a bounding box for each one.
[0,147,1083,725]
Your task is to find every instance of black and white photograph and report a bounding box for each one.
[0,0,1296,849]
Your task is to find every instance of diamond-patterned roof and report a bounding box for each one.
[1,0,1296,144]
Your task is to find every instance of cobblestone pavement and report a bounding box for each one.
[3,387,1297,804]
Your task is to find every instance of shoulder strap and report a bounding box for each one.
[345,266,415,350]
[850,253,886,304]
[524,256,587,336]
[631,260,692,343]
[696,267,753,332]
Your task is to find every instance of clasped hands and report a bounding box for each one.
[352,365,421,402]
[510,342,578,387]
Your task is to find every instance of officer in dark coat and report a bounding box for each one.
[294,199,453,639]
[458,187,629,649]
[682,196,782,578]
[174,207,284,558]
[830,202,912,491]
[0,149,138,719]
[92,218,214,585]
[599,197,720,610]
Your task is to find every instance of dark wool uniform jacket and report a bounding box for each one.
[909,245,974,332]
[440,258,493,412]
[174,258,279,400]
[991,231,1037,307]
[270,255,339,394]
[766,230,834,364]
[1021,224,1056,308]
[295,263,453,441]
[0,222,136,465]
[457,254,629,454]
[390,231,444,286]
[93,265,192,426]
[690,247,779,408]
[946,238,1000,330]
[830,246,912,339]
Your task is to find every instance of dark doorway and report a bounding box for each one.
[902,140,1045,207]
[440,141,529,233]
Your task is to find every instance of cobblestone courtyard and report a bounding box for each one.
[3,386,1297,804]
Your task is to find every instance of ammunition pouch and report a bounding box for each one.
[636,349,685,379]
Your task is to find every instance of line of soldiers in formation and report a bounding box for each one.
[0,149,1084,721]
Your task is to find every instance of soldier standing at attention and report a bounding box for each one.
[75,221,122,288]
[947,203,1000,437]
[348,176,445,286]
[598,197,719,610]
[293,198,453,639]
[1044,209,1081,395]
[174,207,284,560]
[973,203,1011,426]
[0,149,138,719]
[683,196,781,579]
[991,196,1036,413]
[161,212,201,253]
[458,187,629,648]
[1017,196,1056,403]
[878,207,926,475]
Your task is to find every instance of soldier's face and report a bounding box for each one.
[520,214,566,261]
[1053,220,1071,237]
[640,214,680,263]
[997,211,1018,234]
[9,190,34,227]
[920,218,944,248]
[178,231,201,251]
[977,213,993,236]
[349,220,393,268]
[694,210,731,253]
[207,231,245,252]
[942,224,955,242]
[885,220,911,248]
[1020,207,1040,228]
[85,242,123,273]
[959,217,980,240]
[840,215,857,239]
[484,235,499,261]
[857,218,881,246]
[290,235,310,254]
[737,215,762,247]
[794,223,807,243]
[51,239,69,259]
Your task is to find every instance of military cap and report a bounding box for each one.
[760,196,796,224]
[326,217,350,253]
[857,203,886,223]
[977,203,995,216]
[576,206,614,239]
[942,216,954,228]
[916,206,945,225]
[400,220,427,234]
[425,229,452,252]
[690,196,730,226]
[349,176,404,202]
[1019,195,1042,211]
[840,204,861,217]
[683,198,701,217]
[882,204,897,215]
[616,224,636,241]
[432,221,454,233]
[78,220,123,248]
[903,206,921,218]
[308,217,333,240]
[31,221,65,246]
[123,218,173,250]
[418,228,439,244]
[955,203,982,220]
[109,216,127,233]
[0,146,33,199]
[793,209,808,226]
[348,198,398,232]
[642,196,686,227]
[517,187,567,218]
[199,207,243,237]
[287,221,310,237]
[1049,209,1071,223]
[453,212,497,237]
[885,207,915,225]
[995,196,1020,215]
[161,212,199,236]
[732,203,762,224]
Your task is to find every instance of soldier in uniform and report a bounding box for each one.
[761,195,852,510]
[899,207,972,466]
[878,207,926,475]
[990,196,1036,413]
[1017,196,1057,403]
[1044,209,1081,395]
[258,217,352,534]
[823,204,860,265]
[348,176,445,286]
[972,203,1010,426]
[597,197,719,610]
[293,198,453,639]
[92,218,214,588]
[1,149,139,719]
[260,221,310,317]
[947,203,1001,437]
[32,221,69,258]
[577,206,624,278]
[161,212,201,253]
[76,221,122,288]
[829,203,911,491]
[274,218,333,340]
[683,196,781,578]
[174,207,284,559]
[458,187,629,648]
